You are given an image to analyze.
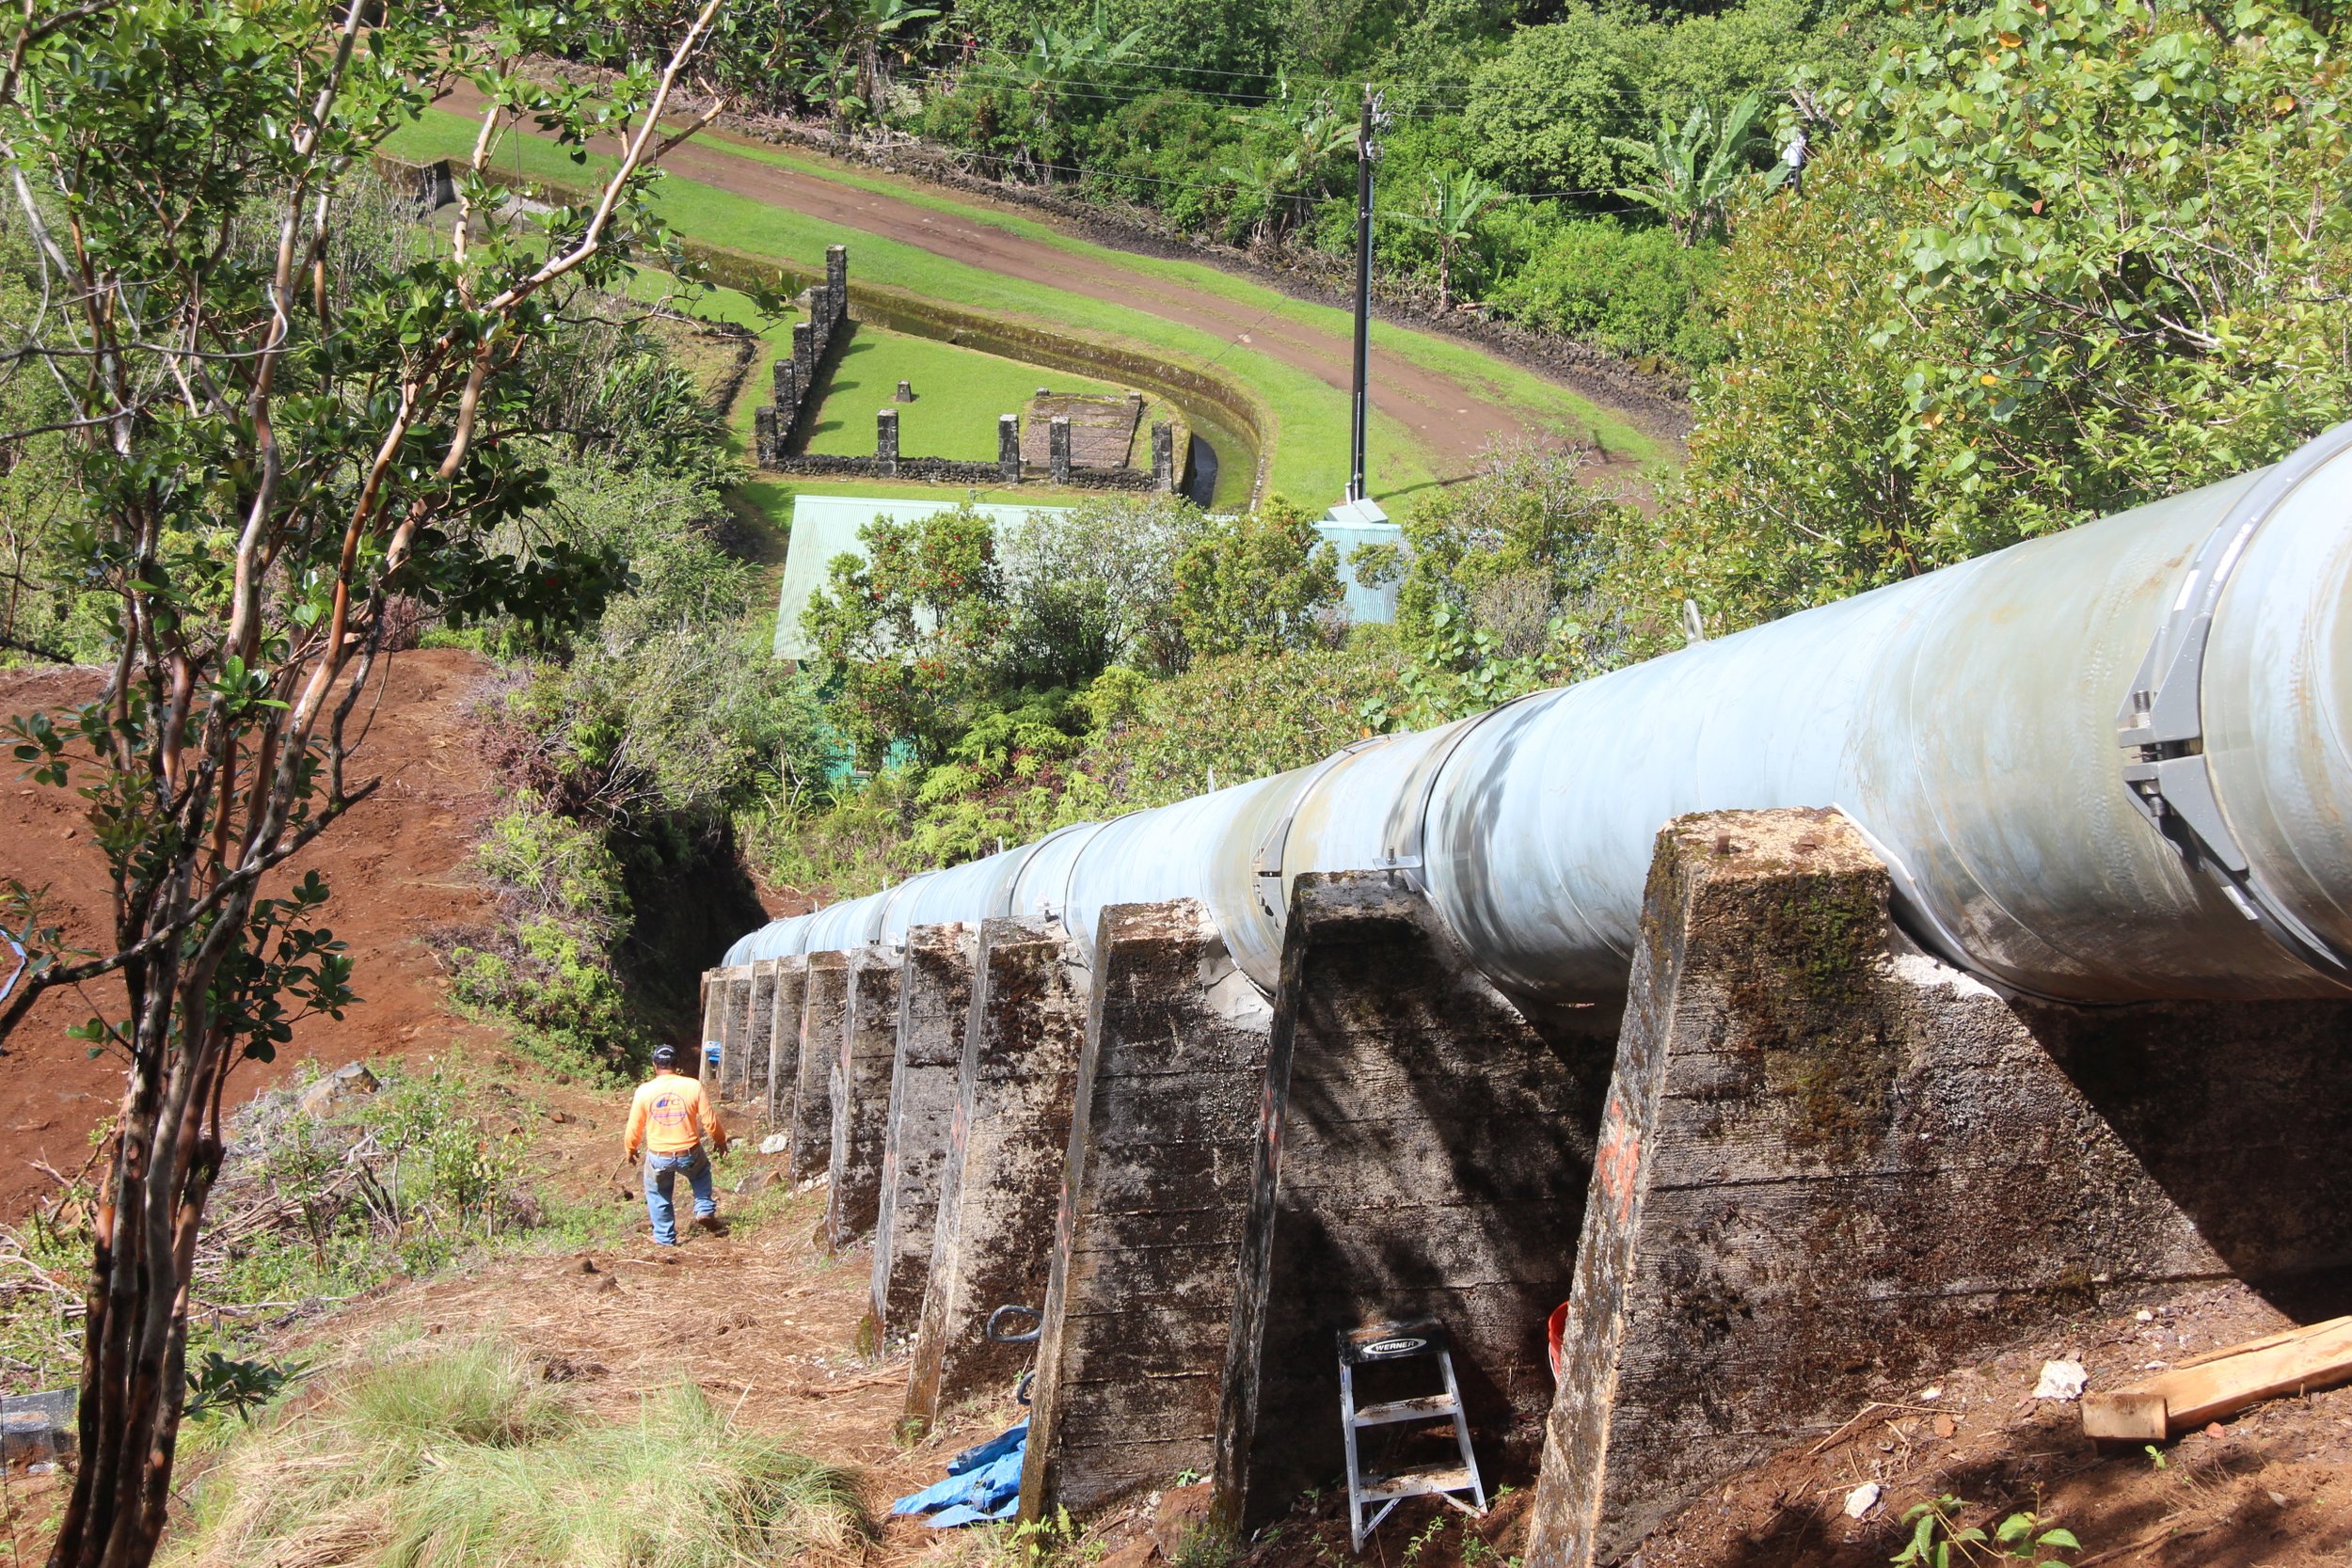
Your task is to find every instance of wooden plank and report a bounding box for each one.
[2080,1390,2166,1443]
[2082,1316,2352,1440]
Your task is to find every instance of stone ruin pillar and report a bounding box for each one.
[998,415,1022,484]
[1048,416,1072,485]
[877,408,899,477]
[825,244,848,325]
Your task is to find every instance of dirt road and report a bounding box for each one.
[442,84,1565,481]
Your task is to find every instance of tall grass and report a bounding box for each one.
[169,1334,871,1568]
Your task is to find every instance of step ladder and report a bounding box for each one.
[1339,1321,1486,1552]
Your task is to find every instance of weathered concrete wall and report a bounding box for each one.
[907,918,1090,1425]
[2018,997,2352,1316]
[716,968,753,1088]
[828,947,903,1248]
[741,959,778,1107]
[697,970,723,1070]
[766,958,808,1128]
[1020,899,1275,1519]
[873,925,977,1338]
[790,952,850,1182]
[1215,872,1615,1531]
[1526,809,2238,1568]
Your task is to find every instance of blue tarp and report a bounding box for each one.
[892,1421,1027,1527]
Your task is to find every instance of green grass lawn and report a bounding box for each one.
[802,325,1167,463]
[688,128,1675,469]
[387,110,1633,507]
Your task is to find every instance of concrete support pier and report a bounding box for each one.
[714,966,752,1090]
[1019,899,1274,1519]
[873,925,977,1337]
[766,957,809,1127]
[907,918,1090,1424]
[740,958,779,1106]
[1214,872,1614,1532]
[828,947,903,1248]
[790,951,849,1182]
[1526,809,2268,1568]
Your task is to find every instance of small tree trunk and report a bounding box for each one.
[1438,245,1454,312]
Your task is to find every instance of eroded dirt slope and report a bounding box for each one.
[0,649,508,1222]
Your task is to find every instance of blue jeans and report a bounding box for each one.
[643,1147,715,1244]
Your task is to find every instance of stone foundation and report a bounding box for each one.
[873,925,977,1336]
[908,918,1090,1424]
[1019,899,1275,1519]
[1214,872,1616,1531]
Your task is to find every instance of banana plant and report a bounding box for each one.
[1400,167,1503,310]
[1606,89,1766,245]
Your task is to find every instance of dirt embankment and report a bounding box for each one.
[0,650,511,1223]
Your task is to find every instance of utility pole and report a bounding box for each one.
[1347,84,1385,504]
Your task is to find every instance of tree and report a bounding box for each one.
[0,3,728,1561]
[1661,0,2352,632]
[1000,2,1145,166]
[1400,168,1502,310]
[998,494,1201,686]
[821,0,938,124]
[1170,500,1344,658]
[801,504,1009,765]
[1464,8,1645,195]
[1607,90,1766,246]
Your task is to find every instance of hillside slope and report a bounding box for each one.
[0,649,510,1222]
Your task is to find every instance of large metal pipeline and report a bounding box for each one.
[727,423,2352,1006]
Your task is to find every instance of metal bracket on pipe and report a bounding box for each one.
[1250,737,1395,922]
[1382,690,1556,894]
[2114,420,2352,981]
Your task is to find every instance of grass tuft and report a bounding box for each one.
[169,1332,872,1568]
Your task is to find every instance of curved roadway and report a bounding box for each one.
[443,84,1637,481]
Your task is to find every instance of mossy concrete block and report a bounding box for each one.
[790,951,850,1182]
[1526,808,2234,1568]
[829,947,904,1248]
[907,917,1090,1425]
[873,925,977,1338]
[1214,871,1616,1532]
[766,957,809,1128]
[1020,899,1274,1519]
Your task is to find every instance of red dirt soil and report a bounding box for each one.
[0,649,510,1224]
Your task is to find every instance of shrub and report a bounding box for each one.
[1485,218,1726,372]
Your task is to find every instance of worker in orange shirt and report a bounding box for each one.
[624,1043,731,1244]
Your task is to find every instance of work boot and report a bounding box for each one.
[693,1212,725,1236]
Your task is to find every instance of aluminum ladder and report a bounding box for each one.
[1339,1321,1486,1551]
